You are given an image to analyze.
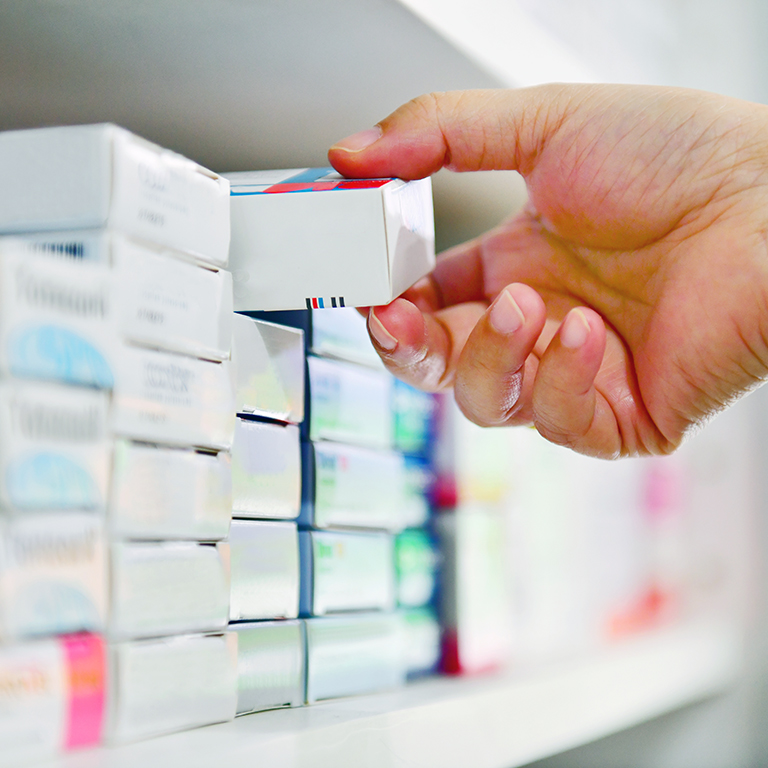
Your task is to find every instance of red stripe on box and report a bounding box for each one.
[335,179,391,189]
[264,181,341,194]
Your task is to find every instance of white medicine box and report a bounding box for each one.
[0,123,230,267]
[226,168,435,311]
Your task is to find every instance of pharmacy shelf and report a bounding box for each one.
[49,618,741,768]
[0,0,504,173]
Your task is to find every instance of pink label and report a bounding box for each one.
[62,634,106,750]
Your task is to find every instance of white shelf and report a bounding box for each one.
[48,618,741,768]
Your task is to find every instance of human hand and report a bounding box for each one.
[328,85,768,458]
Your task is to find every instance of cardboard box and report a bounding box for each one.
[232,419,300,520]
[109,542,230,640]
[111,346,235,451]
[107,632,237,744]
[401,455,433,529]
[227,168,434,311]
[7,231,233,361]
[305,355,393,449]
[393,379,437,457]
[299,530,395,616]
[0,380,111,512]
[0,242,115,389]
[436,506,513,674]
[233,621,304,715]
[0,633,106,765]
[248,308,381,368]
[229,520,299,621]
[0,124,230,267]
[0,512,107,641]
[300,441,406,531]
[395,529,438,608]
[110,440,232,541]
[304,614,404,703]
[399,608,441,678]
[231,314,304,423]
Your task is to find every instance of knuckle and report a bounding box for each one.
[454,371,524,428]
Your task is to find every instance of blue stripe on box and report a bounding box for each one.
[298,442,315,529]
[299,531,314,617]
[285,168,336,184]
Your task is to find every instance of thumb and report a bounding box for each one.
[328,86,575,180]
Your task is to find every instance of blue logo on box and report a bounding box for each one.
[7,326,114,388]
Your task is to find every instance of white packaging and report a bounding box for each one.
[111,345,235,450]
[306,355,393,449]
[0,124,230,267]
[232,419,300,520]
[107,632,237,744]
[0,512,107,641]
[1,233,233,371]
[229,520,299,621]
[109,542,230,640]
[299,530,395,616]
[0,380,111,512]
[0,242,115,389]
[231,314,304,423]
[110,440,232,541]
[436,506,513,674]
[0,633,106,765]
[0,637,66,765]
[304,614,404,703]
[399,608,441,677]
[227,168,434,310]
[234,620,304,715]
[17,230,232,358]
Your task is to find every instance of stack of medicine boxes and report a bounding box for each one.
[249,308,440,702]
[228,312,306,716]
[0,124,237,763]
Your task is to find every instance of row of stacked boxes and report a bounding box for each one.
[244,308,441,703]
[0,123,236,762]
[0,126,444,766]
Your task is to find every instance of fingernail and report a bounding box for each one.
[331,126,383,153]
[368,309,398,351]
[489,289,525,334]
[560,309,590,349]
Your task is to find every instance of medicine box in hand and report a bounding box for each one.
[227,168,435,311]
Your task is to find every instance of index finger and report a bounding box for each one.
[328,87,564,179]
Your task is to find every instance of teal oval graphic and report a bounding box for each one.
[6,453,100,509]
[7,325,114,388]
[11,581,101,637]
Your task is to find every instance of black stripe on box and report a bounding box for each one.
[306,298,312,309]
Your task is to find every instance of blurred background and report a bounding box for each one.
[2,1,768,766]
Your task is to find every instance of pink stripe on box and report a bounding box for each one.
[62,634,106,750]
